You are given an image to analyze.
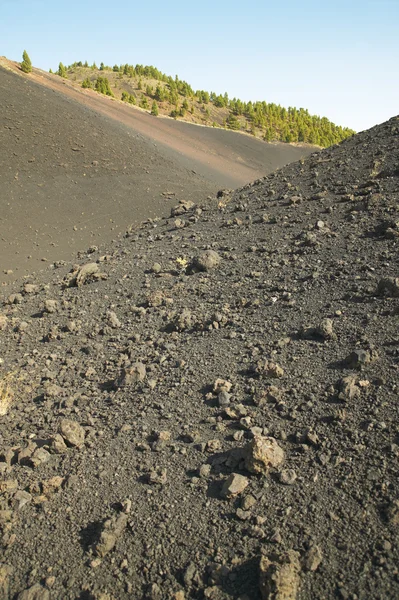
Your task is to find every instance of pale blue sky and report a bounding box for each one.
[1,0,398,131]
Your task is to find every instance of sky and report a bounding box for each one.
[1,0,398,132]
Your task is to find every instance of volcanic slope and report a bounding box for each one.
[0,117,398,600]
[0,63,312,279]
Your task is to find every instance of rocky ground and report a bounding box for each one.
[0,61,312,281]
[0,116,398,599]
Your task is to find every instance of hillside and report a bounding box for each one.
[0,60,313,280]
[0,116,398,599]
[55,60,355,147]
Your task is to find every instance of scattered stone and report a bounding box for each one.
[303,545,323,572]
[106,310,121,328]
[44,383,63,398]
[146,468,167,485]
[8,293,23,304]
[279,469,297,486]
[337,375,360,400]
[23,284,38,294]
[259,550,301,600]
[344,349,378,369]
[221,473,250,498]
[59,419,85,448]
[199,464,212,478]
[70,262,99,287]
[171,200,195,216]
[217,391,231,407]
[172,308,194,331]
[13,490,32,510]
[254,386,283,406]
[191,250,221,272]
[115,362,146,387]
[0,565,12,598]
[93,511,129,557]
[146,289,166,307]
[377,277,399,297]
[236,508,251,520]
[49,434,68,454]
[206,439,222,453]
[302,318,335,341]
[41,476,64,496]
[213,379,232,394]
[256,361,284,379]
[43,299,58,314]
[245,437,285,475]
[242,494,257,510]
[0,315,8,331]
[17,583,50,600]
[386,500,399,525]
[151,262,162,273]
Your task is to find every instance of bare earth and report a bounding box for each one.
[0,61,314,281]
[0,115,398,600]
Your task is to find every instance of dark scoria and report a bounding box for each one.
[0,116,398,599]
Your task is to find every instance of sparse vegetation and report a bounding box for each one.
[95,76,114,97]
[20,50,32,74]
[53,59,356,147]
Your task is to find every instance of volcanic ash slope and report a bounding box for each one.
[0,117,398,599]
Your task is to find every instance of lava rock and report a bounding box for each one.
[221,473,250,498]
[245,437,285,475]
[59,419,85,448]
[191,250,221,272]
[259,550,301,600]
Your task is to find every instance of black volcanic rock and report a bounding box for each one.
[0,116,398,599]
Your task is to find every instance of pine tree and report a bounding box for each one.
[21,50,32,74]
[57,62,67,78]
[95,77,114,97]
[151,101,159,116]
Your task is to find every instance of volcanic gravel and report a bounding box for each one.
[0,116,398,600]
[0,63,312,281]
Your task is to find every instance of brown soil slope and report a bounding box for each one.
[0,63,313,280]
[0,117,398,599]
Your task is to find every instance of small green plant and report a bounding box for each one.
[151,101,159,116]
[140,96,149,109]
[20,50,32,73]
[82,77,92,89]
